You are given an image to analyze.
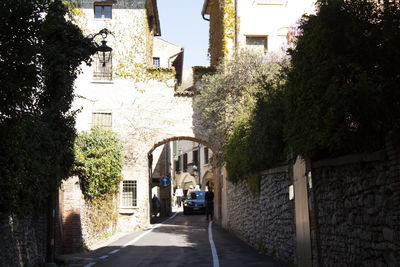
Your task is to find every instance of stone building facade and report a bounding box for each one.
[64,0,204,244]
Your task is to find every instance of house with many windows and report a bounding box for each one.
[173,140,213,193]
[58,0,191,251]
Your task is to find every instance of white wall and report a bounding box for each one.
[237,0,316,53]
[153,37,182,68]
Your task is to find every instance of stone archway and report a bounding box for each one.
[147,136,217,222]
[148,136,217,156]
[72,75,219,230]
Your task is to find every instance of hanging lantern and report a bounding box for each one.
[96,40,112,67]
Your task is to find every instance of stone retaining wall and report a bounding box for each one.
[309,140,400,266]
[59,176,120,253]
[0,211,47,267]
[226,167,296,265]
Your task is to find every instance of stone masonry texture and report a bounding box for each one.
[226,170,296,265]
[309,139,400,266]
[0,211,47,267]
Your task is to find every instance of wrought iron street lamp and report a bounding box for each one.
[97,40,112,67]
[91,28,112,66]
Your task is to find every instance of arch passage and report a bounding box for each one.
[148,136,218,220]
[147,136,217,157]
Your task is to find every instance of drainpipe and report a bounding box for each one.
[202,0,210,21]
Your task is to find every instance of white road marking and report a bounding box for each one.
[84,212,179,266]
[121,211,178,248]
[208,221,220,267]
[109,249,120,254]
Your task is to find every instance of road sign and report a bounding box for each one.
[160,176,170,187]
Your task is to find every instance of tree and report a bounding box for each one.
[194,50,289,182]
[226,62,289,182]
[0,0,96,213]
[284,0,400,159]
[194,51,287,149]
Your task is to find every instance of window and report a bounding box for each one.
[153,57,160,67]
[122,181,137,207]
[94,4,112,19]
[175,160,180,172]
[175,155,181,172]
[183,153,188,172]
[193,150,198,165]
[246,36,268,54]
[93,50,112,81]
[204,147,209,164]
[92,112,112,128]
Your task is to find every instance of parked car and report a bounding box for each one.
[183,191,206,215]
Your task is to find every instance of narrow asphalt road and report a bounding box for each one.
[60,210,286,267]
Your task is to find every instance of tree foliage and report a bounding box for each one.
[284,0,400,159]
[226,60,289,182]
[73,127,123,200]
[0,0,95,213]
[194,51,287,148]
[194,50,289,182]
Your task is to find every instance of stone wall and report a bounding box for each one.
[0,210,47,267]
[59,176,120,253]
[226,166,296,265]
[309,142,400,266]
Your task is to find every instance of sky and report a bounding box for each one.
[157,0,210,67]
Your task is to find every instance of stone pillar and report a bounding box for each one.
[159,184,171,217]
[293,156,312,267]
[61,176,82,253]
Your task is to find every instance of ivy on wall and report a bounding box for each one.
[70,3,175,85]
[72,127,123,200]
[209,0,237,66]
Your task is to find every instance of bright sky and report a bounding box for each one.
[157,0,210,67]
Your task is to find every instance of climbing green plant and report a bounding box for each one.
[69,2,174,84]
[73,127,124,199]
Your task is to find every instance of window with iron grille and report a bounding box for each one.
[246,36,268,54]
[94,4,112,19]
[93,51,112,80]
[153,57,160,67]
[122,181,137,207]
[92,112,112,129]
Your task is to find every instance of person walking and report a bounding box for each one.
[175,185,184,207]
[205,187,214,221]
[152,194,160,217]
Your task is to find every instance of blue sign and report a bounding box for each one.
[160,176,171,187]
